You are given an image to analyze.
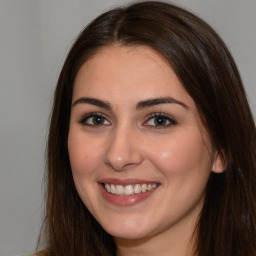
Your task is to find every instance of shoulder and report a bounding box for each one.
[22,250,49,256]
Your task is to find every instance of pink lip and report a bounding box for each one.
[98,179,160,207]
[99,178,157,186]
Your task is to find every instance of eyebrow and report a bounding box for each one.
[136,97,188,110]
[72,97,111,110]
[72,96,188,110]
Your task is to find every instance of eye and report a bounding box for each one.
[144,113,176,128]
[79,113,111,127]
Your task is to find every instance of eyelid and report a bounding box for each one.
[77,111,176,129]
[143,112,177,128]
[78,112,111,127]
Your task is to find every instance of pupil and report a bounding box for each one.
[155,116,166,125]
[93,116,103,125]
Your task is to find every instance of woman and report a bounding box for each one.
[37,1,256,255]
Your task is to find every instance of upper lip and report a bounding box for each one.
[99,178,159,186]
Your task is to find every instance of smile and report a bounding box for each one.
[99,180,160,206]
[104,183,158,195]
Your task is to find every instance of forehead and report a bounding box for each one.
[73,44,195,109]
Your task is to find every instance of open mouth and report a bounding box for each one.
[103,183,159,196]
[99,180,160,206]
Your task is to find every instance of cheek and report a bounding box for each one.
[68,131,102,176]
[145,130,212,179]
[67,131,103,211]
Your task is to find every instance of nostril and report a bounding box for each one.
[103,132,144,171]
[123,163,136,168]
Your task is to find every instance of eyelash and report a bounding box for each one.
[78,112,176,128]
[144,112,177,128]
[79,112,110,127]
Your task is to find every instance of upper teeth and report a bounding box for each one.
[104,183,157,195]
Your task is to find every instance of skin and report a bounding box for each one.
[68,45,224,256]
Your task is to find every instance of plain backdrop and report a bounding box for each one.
[0,0,255,255]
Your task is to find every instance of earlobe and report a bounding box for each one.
[212,152,226,173]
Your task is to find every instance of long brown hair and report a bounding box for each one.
[39,1,256,255]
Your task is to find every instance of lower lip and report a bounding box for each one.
[99,183,158,207]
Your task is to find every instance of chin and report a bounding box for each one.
[109,229,151,241]
[100,219,157,240]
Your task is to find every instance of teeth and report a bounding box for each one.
[134,184,142,194]
[141,184,147,192]
[105,184,111,192]
[110,184,116,194]
[125,185,133,195]
[116,185,124,195]
[104,183,158,195]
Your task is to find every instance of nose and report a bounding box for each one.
[103,125,144,171]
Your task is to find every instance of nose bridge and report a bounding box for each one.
[104,121,143,171]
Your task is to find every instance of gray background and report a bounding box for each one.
[0,0,255,255]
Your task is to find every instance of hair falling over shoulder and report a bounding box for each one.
[37,1,256,255]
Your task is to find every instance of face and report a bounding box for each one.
[68,45,223,242]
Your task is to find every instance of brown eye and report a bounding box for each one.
[144,113,176,128]
[80,113,111,126]
[154,116,168,126]
[92,115,105,125]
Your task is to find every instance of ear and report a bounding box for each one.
[212,152,226,173]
